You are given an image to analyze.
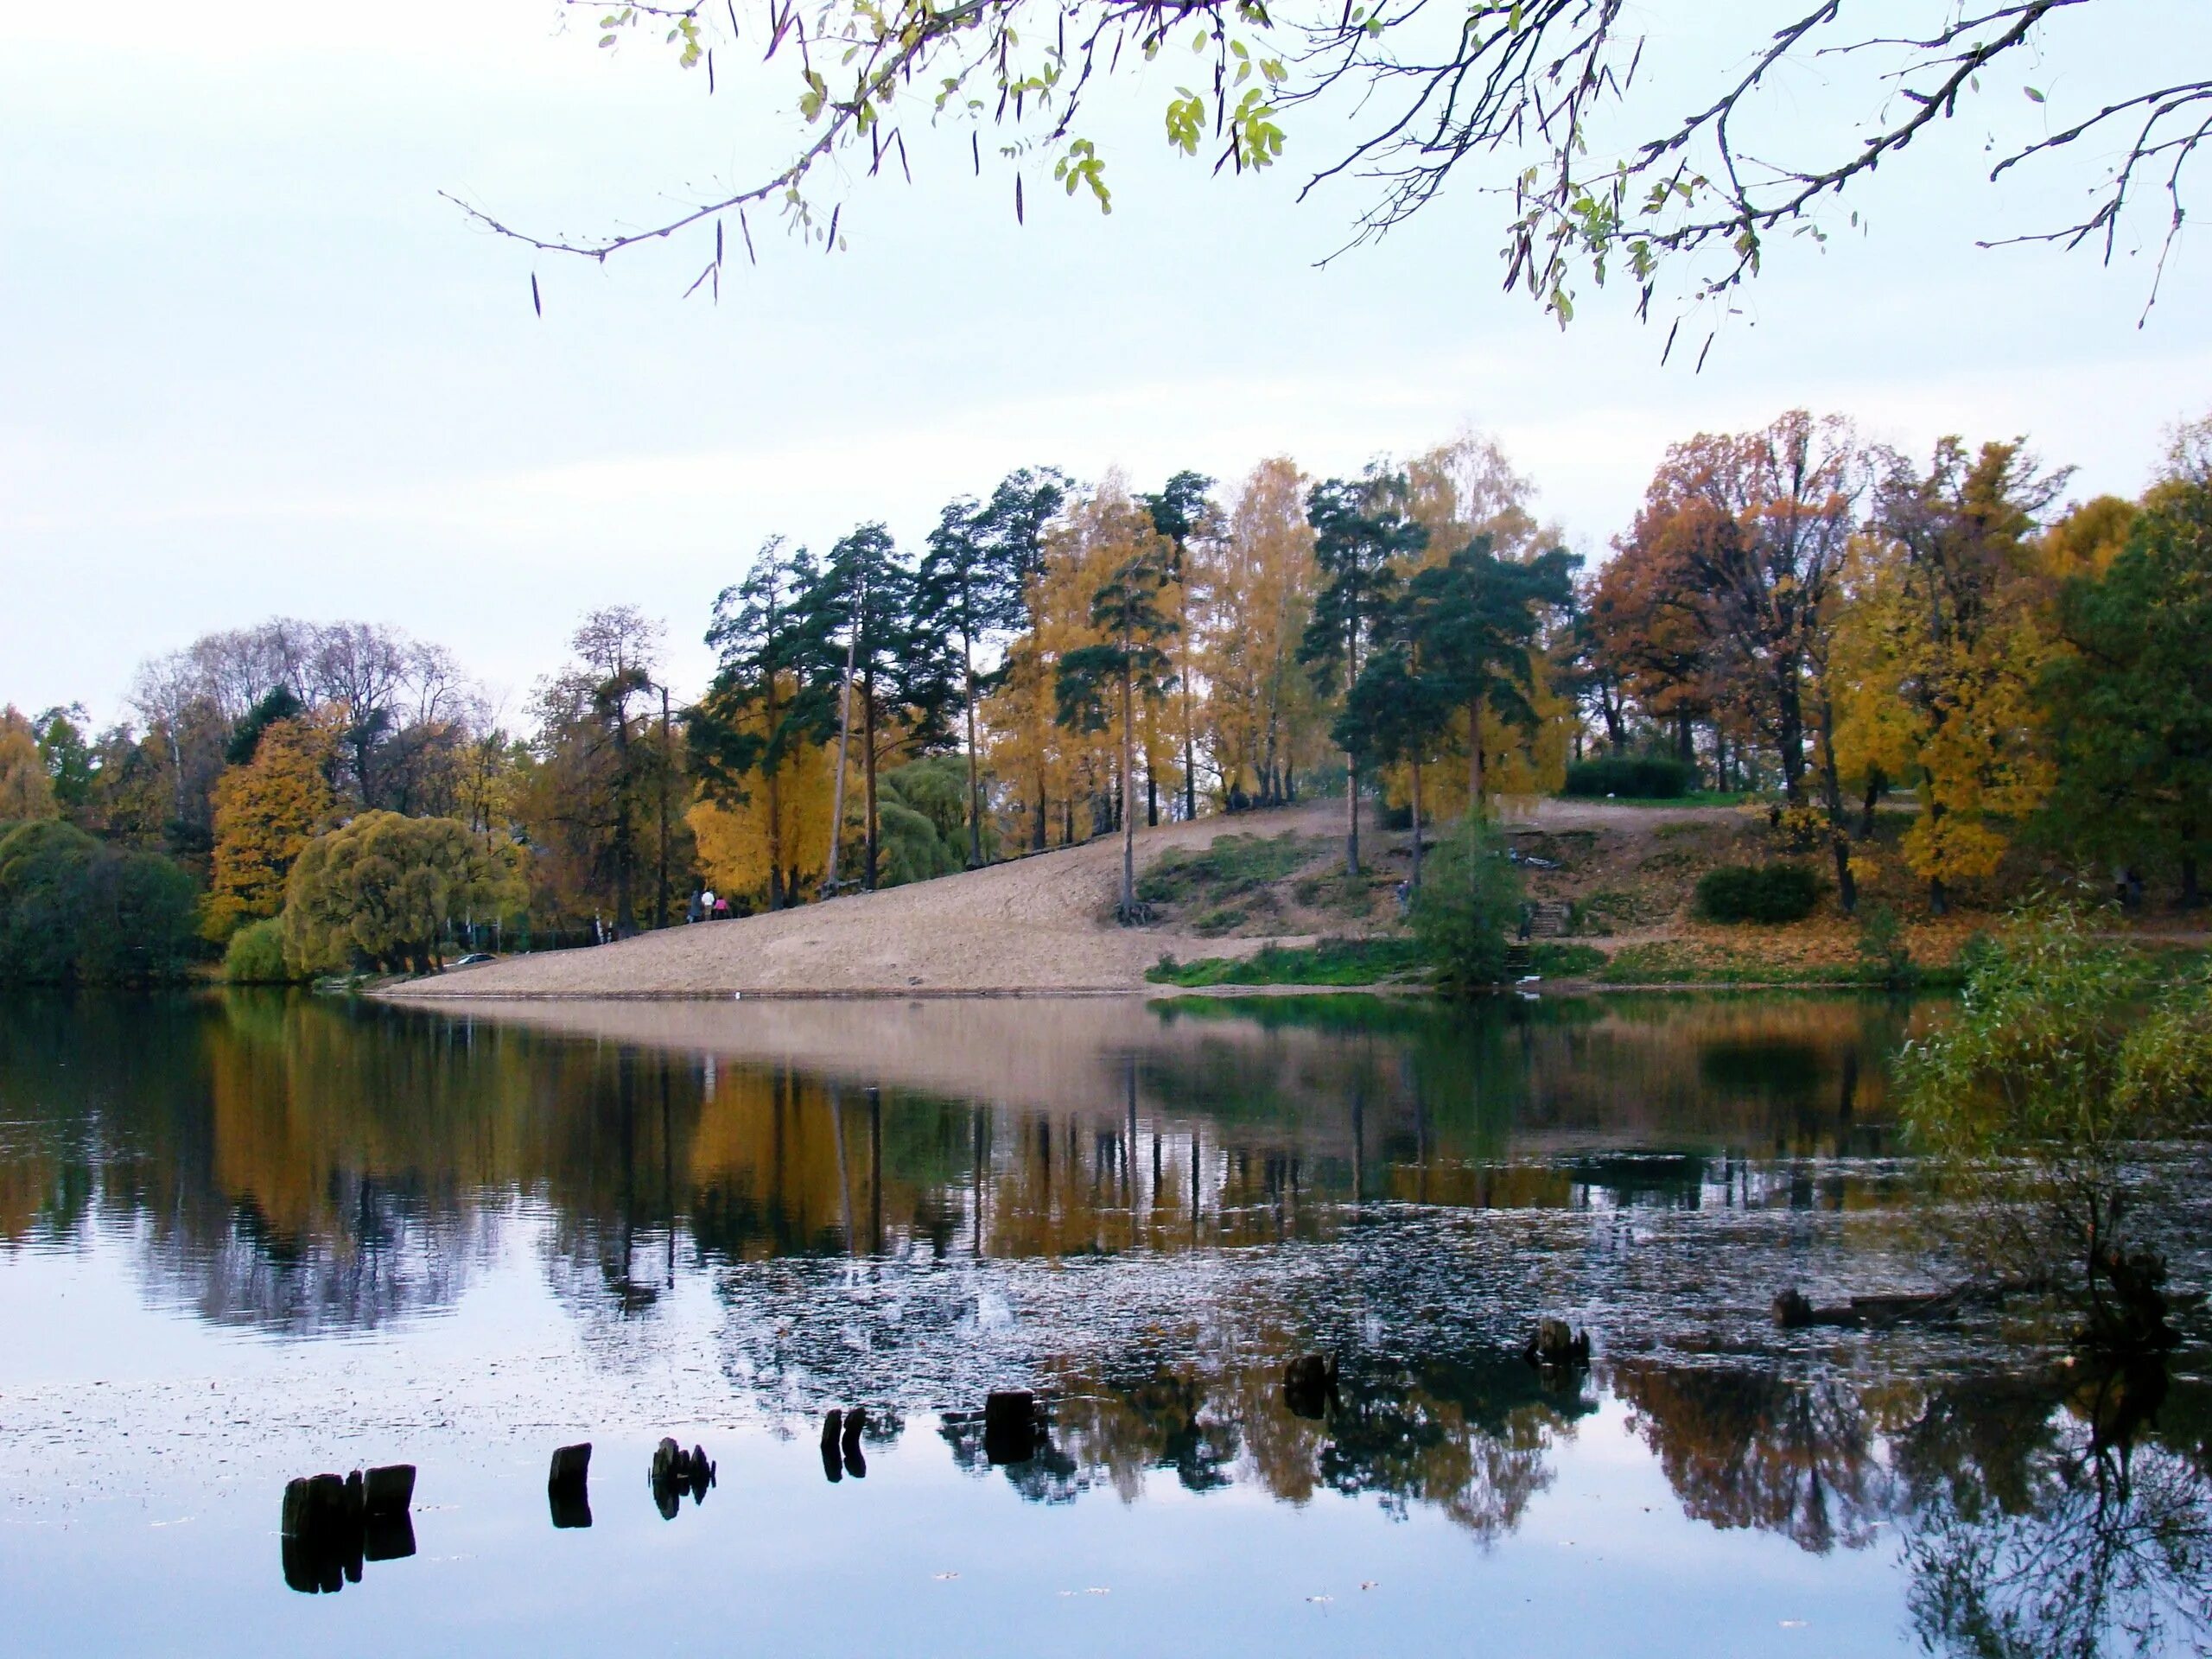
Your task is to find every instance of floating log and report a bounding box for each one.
[1773,1284,1983,1330]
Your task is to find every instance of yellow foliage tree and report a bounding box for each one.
[203,715,336,942]
[1192,457,1324,809]
[1835,440,2068,910]
[984,477,1157,849]
[0,707,58,823]
[688,726,850,906]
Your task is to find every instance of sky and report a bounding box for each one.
[4,0,2209,725]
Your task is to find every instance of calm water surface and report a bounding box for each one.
[1,990,2205,1657]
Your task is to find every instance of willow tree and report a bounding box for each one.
[283,811,505,976]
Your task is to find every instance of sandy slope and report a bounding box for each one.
[382,803,1343,1001]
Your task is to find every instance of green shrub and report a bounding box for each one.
[1855,904,1919,990]
[0,819,198,984]
[224,916,296,983]
[1562,755,1696,799]
[1694,863,1821,924]
[1410,817,1526,993]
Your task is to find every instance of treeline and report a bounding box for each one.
[5,411,2207,980]
[1582,410,2212,914]
[683,438,1579,918]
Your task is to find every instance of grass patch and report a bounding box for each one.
[1527,942,1608,976]
[1594,940,1966,988]
[1147,936,1426,988]
[1189,906,1250,938]
[1138,832,1319,911]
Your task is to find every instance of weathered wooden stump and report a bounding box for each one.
[982,1390,1039,1465]
[363,1464,415,1516]
[1282,1353,1339,1420]
[280,1471,366,1593]
[1522,1318,1591,1368]
[548,1441,593,1529]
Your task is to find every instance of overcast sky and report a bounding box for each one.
[5,1,2209,726]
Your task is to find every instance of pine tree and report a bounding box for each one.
[1300,469,1427,874]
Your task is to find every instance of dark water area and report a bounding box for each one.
[1,990,2206,1656]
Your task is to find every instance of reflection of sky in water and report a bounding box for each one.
[0,992,2205,1656]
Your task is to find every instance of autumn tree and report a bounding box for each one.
[1619,412,1864,804]
[1300,469,1427,874]
[521,607,670,935]
[1194,458,1321,812]
[0,707,59,823]
[1055,499,1179,922]
[691,537,833,909]
[1586,531,1711,765]
[202,714,337,942]
[1141,470,1216,824]
[1843,439,2069,912]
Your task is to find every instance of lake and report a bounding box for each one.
[1,990,2205,1656]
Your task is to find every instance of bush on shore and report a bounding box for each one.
[223,916,300,983]
[1562,755,1696,799]
[1696,863,1821,924]
[1411,816,1526,993]
[0,819,199,984]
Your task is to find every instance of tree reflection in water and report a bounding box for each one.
[1618,1353,2211,1657]
[1900,1361,2212,1659]
[4,991,2209,1654]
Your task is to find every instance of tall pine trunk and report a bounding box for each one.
[963,621,983,868]
[1344,752,1361,876]
[1815,698,1857,916]
[1408,760,1424,889]
[612,702,636,937]
[1467,692,1486,817]
[1120,668,1138,919]
[861,665,879,891]
[765,672,785,910]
